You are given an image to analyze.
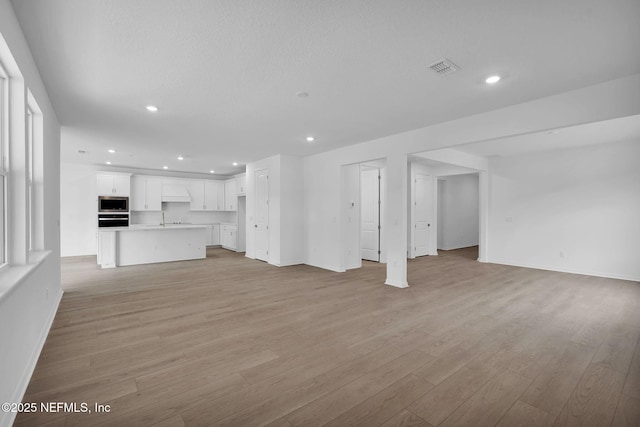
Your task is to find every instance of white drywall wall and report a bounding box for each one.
[438,174,480,250]
[487,140,640,281]
[0,2,62,425]
[304,75,640,277]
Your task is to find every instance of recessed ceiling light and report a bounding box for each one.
[209,170,215,174]
[296,91,309,98]
[108,149,116,154]
[163,166,168,170]
[146,105,159,112]
[105,161,111,165]
[232,162,238,166]
[306,136,315,142]
[485,75,501,84]
[177,155,184,160]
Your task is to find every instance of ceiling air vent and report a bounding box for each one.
[428,58,459,75]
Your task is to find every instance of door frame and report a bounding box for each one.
[254,168,269,262]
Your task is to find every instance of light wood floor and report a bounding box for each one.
[17,247,640,426]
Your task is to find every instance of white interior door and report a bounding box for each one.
[414,173,431,257]
[255,169,269,262]
[361,168,380,261]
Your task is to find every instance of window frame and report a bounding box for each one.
[0,61,8,269]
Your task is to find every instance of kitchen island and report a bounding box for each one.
[97,224,208,268]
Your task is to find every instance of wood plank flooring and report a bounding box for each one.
[16,247,640,426]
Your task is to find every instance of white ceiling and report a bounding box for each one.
[11,0,640,176]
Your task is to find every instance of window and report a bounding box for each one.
[0,33,45,271]
[27,105,33,251]
[0,61,7,268]
[26,90,43,254]
[0,36,46,269]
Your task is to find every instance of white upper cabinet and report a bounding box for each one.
[189,180,205,211]
[235,173,246,195]
[205,180,224,211]
[97,172,131,196]
[189,179,224,211]
[131,176,161,211]
[224,179,236,211]
[146,179,162,210]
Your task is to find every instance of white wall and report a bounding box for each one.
[487,140,640,281]
[246,154,304,267]
[341,164,361,270]
[438,173,480,250]
[60,163,235,257]
[304,74,640,283]
[0,1,62,425]
[279,155,304,266]
[60,163,97,256]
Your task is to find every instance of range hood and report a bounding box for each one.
[161,181,191,203]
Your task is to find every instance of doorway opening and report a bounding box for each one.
[360,164,384,263]
[437,173,480,253]
[408,153,484,262]
[340,159,387,271]
[254,168,269,262]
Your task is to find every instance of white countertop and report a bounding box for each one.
[99,224,210,232]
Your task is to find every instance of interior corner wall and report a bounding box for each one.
[60,163,98,256]
[0,1,62,425]
[439,173,480,250]
[279,155,304,266]
[341,163,361,270]
[487,140,640,281]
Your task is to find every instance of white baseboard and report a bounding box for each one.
[385,279,409,288]
[488,258,640,283]
[305,261,344,273]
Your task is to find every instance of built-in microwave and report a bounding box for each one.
[98,196,129,212]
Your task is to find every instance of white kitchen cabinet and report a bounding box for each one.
[190,180,224,211]
[97,172,131,196]
[97,230,116,268]
[131,176,161,211]
[221,224,237,250]
[204,224,220,246]
[224,180,236,211]
[204,225,213,246]
[189,180,205,211]
[235,173,246,195]
[211,223,220,245]
[206,180,224,210]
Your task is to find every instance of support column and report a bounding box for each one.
[478,170,489,262]
[384,153,408,288]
